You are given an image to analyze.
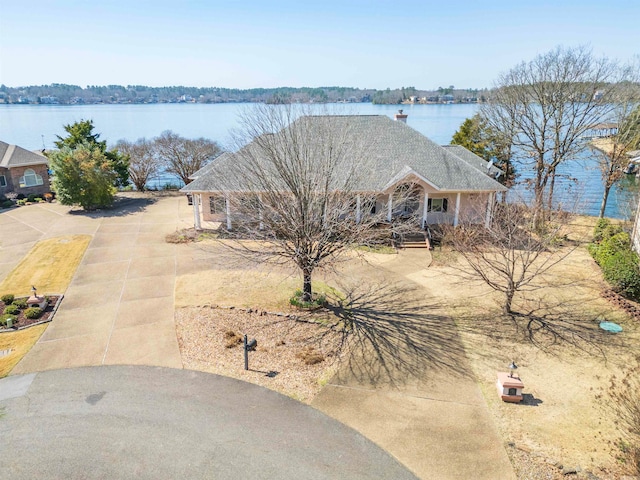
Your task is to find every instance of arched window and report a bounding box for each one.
[19,169,44,188]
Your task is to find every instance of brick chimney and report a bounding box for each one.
[394,109,408,123]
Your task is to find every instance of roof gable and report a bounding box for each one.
[0,141,48,168]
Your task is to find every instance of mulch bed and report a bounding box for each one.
[0,296,61,331]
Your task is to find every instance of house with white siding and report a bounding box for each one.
[182,113,507,231]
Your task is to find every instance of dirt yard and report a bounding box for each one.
[174,216,640,479]
[418,217,640,479]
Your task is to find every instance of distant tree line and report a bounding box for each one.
[0,83,486,105]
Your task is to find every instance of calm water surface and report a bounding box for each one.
[1,103,636,218]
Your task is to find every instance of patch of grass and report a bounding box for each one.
[0,324,47,377]
[356,245,397,254]
[430,245,459,267]
[166,228,218,244]
[289,290,327,309]
[0,235,91,296]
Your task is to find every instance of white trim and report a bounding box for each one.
[454,192,461,227]
[382,166,442,192]
[193,194,201,230]
[387,194,392,222]
[421,191,429,227]
[485,192,494,228]
[356,194,361,223]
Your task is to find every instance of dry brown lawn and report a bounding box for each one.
[0,324,48,377]
[0,235,91,296]
[0,234,90,377]
[414,217,640,478]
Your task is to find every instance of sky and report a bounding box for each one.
[0,0,638,90]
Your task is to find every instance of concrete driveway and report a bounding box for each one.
[1,197,516,479]
[0,366,417,479]
[0,194,194,373]
[313,250,517,480]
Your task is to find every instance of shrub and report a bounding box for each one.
[3,305,19,315]
[12,298,27,309]
[1,200,14,209]
[289,290,327,309]
[593,218,623,244]
[296,346,324,365]
[1,294,15,305]
[0,314,16,327]
[16,199,26,206]
[24,307,43,319]
[224,330,243,348]
[15,193,25,200]
[591,231,640,301]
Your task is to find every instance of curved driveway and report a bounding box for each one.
[0,366,417,479]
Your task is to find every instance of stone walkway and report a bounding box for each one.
[1,195,194,373]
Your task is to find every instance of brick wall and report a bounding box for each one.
[6,164,50,196]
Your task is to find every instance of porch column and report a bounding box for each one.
[421,191,429,228]
[485,192,494,228]
[356,195,361,223]
[387,194,393,222]
[258,194,264,230]
[193,193,201,230]
[453,192,461,227]
[225,194,232,230]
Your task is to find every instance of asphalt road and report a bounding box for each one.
[0,366,417,480]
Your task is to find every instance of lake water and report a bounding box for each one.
[1,103,636,219]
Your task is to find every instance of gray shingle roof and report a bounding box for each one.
[441,145,504,178]
[182,115,506,194]
[0,141,48,168]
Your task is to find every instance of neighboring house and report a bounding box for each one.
[182,113,507,230]
[0,141,50,196]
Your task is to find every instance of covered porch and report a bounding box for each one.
[188,181,497,232]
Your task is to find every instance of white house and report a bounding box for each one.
[182,113,507,231]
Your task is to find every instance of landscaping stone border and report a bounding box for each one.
[0,293,64,333]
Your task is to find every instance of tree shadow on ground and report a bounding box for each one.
[454,298,625,359]
[68,195,157,218]
[323,279,473,389]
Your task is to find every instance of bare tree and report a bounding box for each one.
[445,200,575,314]
[592,63,640,217]
[216,105,417,302]
[114,138,161,191]
[153,131,222,185]
[481,46,620,225]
